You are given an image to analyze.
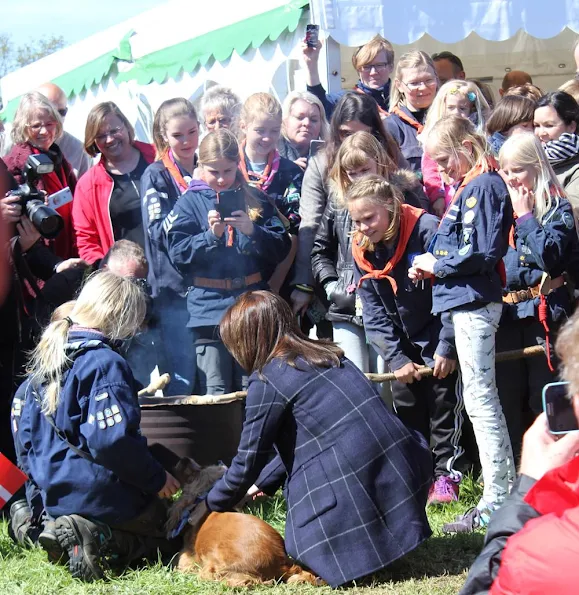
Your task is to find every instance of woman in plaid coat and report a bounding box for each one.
[204,290,433,587]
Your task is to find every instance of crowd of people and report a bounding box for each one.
[2,32,579,590]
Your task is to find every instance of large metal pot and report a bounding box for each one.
[140,394,244,472]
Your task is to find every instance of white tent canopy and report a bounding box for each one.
[311,0,579,45]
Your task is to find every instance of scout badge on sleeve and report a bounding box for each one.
[0,452,28,509]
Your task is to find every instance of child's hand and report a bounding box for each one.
[433,354,457,379]
[509,185,534,219]
[431,197,446,218]
[225,210,254,236]
[393,362,423,384]
[158,471,180,499]
[411,253,437,276]
[208,209,225,238]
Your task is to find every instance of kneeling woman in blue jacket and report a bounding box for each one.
[163,129,291,395]
[11,272,180,581]
[201,290,433,587]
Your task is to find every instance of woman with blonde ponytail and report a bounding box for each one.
[345,174,465,505]
[10,271,180,582]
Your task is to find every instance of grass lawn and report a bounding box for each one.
[0,477,485,595]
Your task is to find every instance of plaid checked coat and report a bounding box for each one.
[206,357,433,586]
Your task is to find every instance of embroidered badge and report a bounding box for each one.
[88,414,95,425]
[465,197,477,209]
[95,392,109,402]
[459,245,472,255]
[562,211,575,230]
[463,210,475,224]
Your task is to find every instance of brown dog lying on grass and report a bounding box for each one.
[166,458,321,587]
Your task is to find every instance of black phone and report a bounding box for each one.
[308,139,325,159]
[216,188,245,219]
[542,381,579,434]
[305,24,319,48]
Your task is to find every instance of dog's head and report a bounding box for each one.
[166,457,228,535]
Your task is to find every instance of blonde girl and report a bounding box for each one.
[12,271,179,580]
[411,115,515,532]
[238,92,303,294]
[163,129,290,395]
[343,174,465,504]
[496,133,579,454]
[385,50,439,172]
[420,80,490,216]
[141,97,200,395]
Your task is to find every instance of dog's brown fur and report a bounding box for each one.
[167,458,320,587]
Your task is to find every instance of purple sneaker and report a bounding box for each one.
[427,475,460,506]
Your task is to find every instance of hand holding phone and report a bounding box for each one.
[543,381,579,434]
[308,139,325,159]
[305,24,319,48]
[216,188,245,219]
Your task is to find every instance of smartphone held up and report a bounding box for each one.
[542,381,579,435]
[305,24,319,48]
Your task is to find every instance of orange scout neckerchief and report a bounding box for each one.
[161,149,189,193]
[353,203,426,294]
[390,105,424,134]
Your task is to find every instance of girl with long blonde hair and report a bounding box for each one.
[419,80,490,216]
[11,271,179,580]
[411,115,515,532]
[495,132,579,456]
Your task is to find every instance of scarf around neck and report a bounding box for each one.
[353,203,426,294]
[161,149,192,193]
[239,139,280,192]
[543,133,579,166]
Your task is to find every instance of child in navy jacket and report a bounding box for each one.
[11,272,179,581]
[163,129,290,395]
[346,175,464,504]
[411,116,515,533]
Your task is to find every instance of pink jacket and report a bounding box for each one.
[72,141,155,263]
[421,152,454,210]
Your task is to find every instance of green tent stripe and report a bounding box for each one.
[116,0,308,85]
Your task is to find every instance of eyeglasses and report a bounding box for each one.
[28,120,57,132]
[57,108,68,118]
[360,62,390,73]
[95,126,124,143]
[402,78,437,91]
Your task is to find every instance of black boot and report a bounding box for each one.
[38,519,68,564]
[8,499,41,546]
[54,515,112,582]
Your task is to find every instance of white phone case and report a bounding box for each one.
[47,187,73,210]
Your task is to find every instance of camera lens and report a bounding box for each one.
[25,200,64,239]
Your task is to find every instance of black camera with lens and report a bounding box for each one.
[10,154,64,239]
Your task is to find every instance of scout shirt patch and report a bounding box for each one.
[459,245,472,256]
[562,211,575,230]
[465,197,477,209]
[463,210,475,225]
[97,404,122,429]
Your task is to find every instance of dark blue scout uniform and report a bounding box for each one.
[163,180,291,328]
[430,171,513,313]
[11,330,165,525]
[497,197,579,451]
[206,356,432,587]
[140,160,196,396]
[354,212,463,479]
[384,105,427,173]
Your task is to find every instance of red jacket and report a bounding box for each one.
[72,141,155,263]
[4,142,78,259]
[490,456,579,594]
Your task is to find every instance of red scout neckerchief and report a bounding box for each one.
[238,140,280,193]
[390,105,424,134]
[353,203,426,294]
[161,149,189,193]
[353,86,389,118]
